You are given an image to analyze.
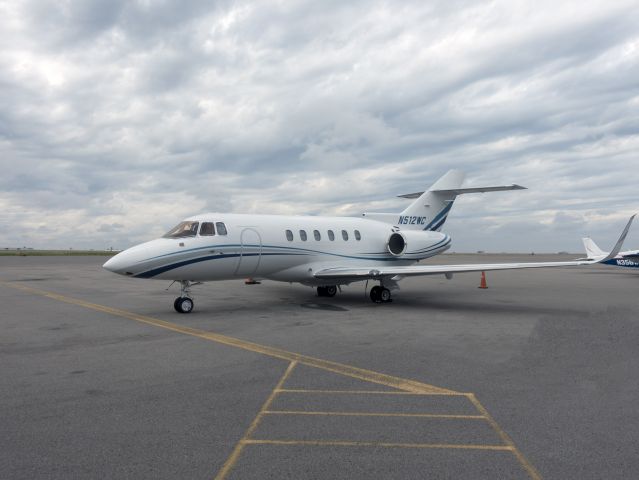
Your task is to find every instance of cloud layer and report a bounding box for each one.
[1,0,638,251]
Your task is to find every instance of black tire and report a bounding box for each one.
[380,288,391,303]
[370,286,382,303]
[173,297,182,312]
[325,285,337,297]
[317,286,327,297]
[176,297,194,314]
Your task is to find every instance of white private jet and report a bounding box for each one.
[103,170,635,313]
[581,237,639,268]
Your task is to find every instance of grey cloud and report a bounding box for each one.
[0,0,638,250]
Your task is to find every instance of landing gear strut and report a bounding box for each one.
[317,285,337,297]
[174,280,194,313]
[370,285,392,303]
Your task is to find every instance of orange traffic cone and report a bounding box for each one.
[478,271,488,289]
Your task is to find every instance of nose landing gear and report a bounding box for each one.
[174,280,195,313]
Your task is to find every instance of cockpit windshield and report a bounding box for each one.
[163,221,200,238]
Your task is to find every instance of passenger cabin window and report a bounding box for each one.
[328,230,335,241]
[354,230,361,241]
[342,229,349,241]
[163,221,199,238]
[216,222,228,235]
[286,230,294,241]
[200,222,215,236]
[299,230,307,241]
[313,230,321,241]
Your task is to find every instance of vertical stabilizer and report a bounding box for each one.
[399,170,466,231]
[582,237,606,259]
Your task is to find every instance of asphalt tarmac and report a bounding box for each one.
[1,255,637,479]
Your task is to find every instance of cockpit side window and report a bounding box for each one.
[216,222,228,235]
[200,222,215,236]
[163,221,199,238]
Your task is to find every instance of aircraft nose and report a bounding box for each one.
[103,251,133,275]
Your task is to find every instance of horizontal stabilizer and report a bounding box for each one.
[398,185,526,199]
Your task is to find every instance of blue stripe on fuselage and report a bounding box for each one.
[603,258,639,268]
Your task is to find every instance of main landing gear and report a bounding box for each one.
[174,280,194,314]
[370,285,392,303]
[317,285,337,297]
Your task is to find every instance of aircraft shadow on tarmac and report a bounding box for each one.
[186,287,585,318]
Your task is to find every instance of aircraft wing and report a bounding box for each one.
[315,214,635,281]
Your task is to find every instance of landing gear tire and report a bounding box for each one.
[317,285,337,297]
[370,286,381,303]
[174,297,194,314]
[370,286,391,303]
[380,288,391,303]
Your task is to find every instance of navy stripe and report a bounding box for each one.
[423,202,454,231]
[429,215,448,232]
[410,236,450,254]
[135,247,408,279]
[135,252,303,278]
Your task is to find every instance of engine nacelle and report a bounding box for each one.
[386,230,448,257]
[387,232,407,256]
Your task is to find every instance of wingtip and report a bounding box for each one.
[597,214,636,263]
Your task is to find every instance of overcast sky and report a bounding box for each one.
[1,0,637,252]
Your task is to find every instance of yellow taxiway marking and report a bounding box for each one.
[2,281,454,395]
[2,281,543,479]
[264,410,486,419]
[276,388,467,396]
[467,393,542,480]
[243,439,514,451]
[214,361,298,480]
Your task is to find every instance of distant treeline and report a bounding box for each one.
[0,250,119,256]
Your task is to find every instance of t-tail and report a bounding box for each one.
[386,169,526,231]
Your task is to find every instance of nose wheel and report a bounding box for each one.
[370,285,392,303]
[174,296,194,313]
[174,280,195,313]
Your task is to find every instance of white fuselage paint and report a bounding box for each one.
[103,213,451,285]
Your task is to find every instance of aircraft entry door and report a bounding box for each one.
[235,228,262,277]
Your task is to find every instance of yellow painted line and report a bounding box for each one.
[214,361,297,480]
[264,410,486,419]
[3,281,543,479]
[1,281,457,395]
[467,394,542,480]
[243,439,514,451]
[277,388,467,396]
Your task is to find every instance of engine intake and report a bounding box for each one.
[387,232,406,256]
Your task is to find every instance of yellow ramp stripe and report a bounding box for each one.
[243,439,514,451]
[2,281,456,394]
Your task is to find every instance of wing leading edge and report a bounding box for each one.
[314,215,636,281]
